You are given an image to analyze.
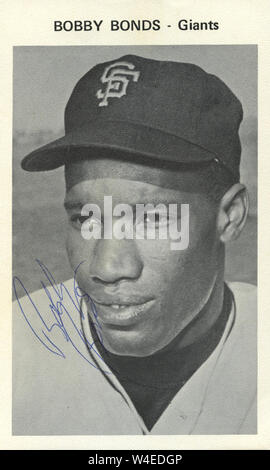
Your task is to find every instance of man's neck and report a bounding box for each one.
[87,277,232,430]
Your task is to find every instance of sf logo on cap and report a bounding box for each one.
[96,61,140,107]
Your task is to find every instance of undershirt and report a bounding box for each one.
[89,283,233,430]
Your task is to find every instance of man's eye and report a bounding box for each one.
[70,215,90,226]
[70,214,101,229]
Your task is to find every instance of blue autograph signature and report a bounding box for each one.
[13,260,111,374]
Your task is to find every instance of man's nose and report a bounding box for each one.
[89,238,143,285]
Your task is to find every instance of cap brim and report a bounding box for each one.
[21,119,215,171]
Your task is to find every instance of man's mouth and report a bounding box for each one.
[91,299,155,326]
[107,304,129,310]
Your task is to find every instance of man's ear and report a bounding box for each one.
[217,183,249,243]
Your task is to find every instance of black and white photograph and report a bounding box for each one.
[12,45,257,436]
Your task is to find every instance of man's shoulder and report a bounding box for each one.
[13,277,74,309]
[227,280,257,322]
[12,277,115,435]
[197,281,257,433]
[12,276,95,377]
[13,277,77,353]
[223,281,257,351]
[228,280,257,298]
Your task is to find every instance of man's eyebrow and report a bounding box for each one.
[64,200,183,210]
[131,200,182,207]
[63,200,83,210]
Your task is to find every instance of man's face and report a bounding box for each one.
[65,157,221,357]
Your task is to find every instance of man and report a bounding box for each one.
[13,54,256,435]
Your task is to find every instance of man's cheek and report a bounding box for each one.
[138,240,187,284]
[137,238,172,260]
[66,231,86,267]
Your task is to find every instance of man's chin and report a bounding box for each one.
[100,327,164,357]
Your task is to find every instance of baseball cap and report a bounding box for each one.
[21,54,243,180]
